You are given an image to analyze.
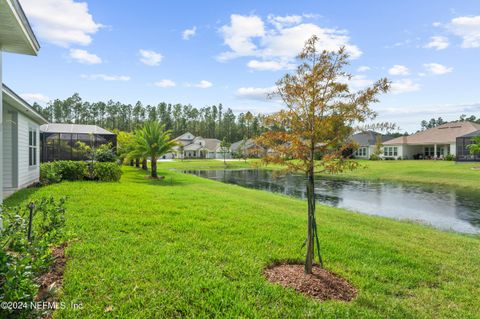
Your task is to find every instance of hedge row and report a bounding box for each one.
[40,161,122,185]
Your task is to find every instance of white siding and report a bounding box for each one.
[17,112,40,188]
[2,109,13,188]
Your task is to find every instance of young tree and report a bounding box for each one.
[133,121,177,178]
[371,135,384,160]
[258,36,390,274]
[219,138,231,165]
[468,136,480,155]
[239,136,249,163]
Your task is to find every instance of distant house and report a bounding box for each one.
[350,131,393,159]
[382,121,480,160]
[40,124,116,162]
[1,0,44,201]
[165,132,231,159]
[456,130,480,162]
[230,138,265,158]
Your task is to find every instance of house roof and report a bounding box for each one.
[459,130,480,138]
[40,123,115,135]
[0,0,40,55]
[385,121,480,145]
[174,132,195,141]
[350,131,392,146]
[203,138,221,151]
[2,84,47,124]
[231,138,260,152]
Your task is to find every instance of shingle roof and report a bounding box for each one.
[385,121,480,145]
[203,138,221,151]
[459,130,480,138]
[350,131,392,146]
[40,123,115,135]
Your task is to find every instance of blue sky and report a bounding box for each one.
[3,0,480,132]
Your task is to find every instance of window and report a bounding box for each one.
[29,127,37,166]
[355,147,367,157]
[383,146,398,157]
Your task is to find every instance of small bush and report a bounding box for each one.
[93,162,123,181]
[54,161,87,180]
[39,162,62,185]
[0,197,67,318]
[445,154,456,161]
[95,143,117,162]
[40,161,122,184]
[369,154,381,161]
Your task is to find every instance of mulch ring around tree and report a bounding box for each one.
[264,263,357,302]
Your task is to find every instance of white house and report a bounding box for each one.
[381,121,480,160]
[350,131,394,159]
[1,0,44,201]
[164,132,232,159]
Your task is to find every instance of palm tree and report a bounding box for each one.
[133,121,177,178]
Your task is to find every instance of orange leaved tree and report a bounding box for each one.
[257,35,391,274]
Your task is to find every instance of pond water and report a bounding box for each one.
[182,169,480,234]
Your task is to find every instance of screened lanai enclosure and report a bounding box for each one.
[40,124,116,162]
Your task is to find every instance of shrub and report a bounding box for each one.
[54,161,87,180]
[39,162,62,185]
[40,161,86,185]
[40,161,121,184]
[93,162,123,181]
[369,154,381,161]
[95,143,117,162]
[0,197,67,318]
[445,154,456,161]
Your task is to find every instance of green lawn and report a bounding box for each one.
[5,164,480,318]
[330,160,480,189]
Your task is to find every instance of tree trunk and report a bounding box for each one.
[151,157,157,178]
[142,159,148,170]
[305,169,315,274]
[130,160,134,166]
[135,158,140,168]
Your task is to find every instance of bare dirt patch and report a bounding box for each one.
[264,263,357,302]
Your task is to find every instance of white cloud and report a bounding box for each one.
[235,86,277,101]
[247,59,295,71]
[20,93,50,104]
[195,80,213,88]
[267,14,303,29]
[81,74,130,81]
[347,75,374,90]
[424,36,450,50]
[432,22,442,27]
[182,26,197,40]
[154,79,176,88]
[69,48,101,64]
[218,14,361,70]
[390,79,420,94]
[388,64,410,76]
[21,0,102,47]
[219,14,265,60]
[357,66,370,72]
[139,49,163,66]
[423,63,453,75]
[448,16,480,48]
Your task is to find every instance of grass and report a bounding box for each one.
[5,163,480,318]
[330,160,480,189]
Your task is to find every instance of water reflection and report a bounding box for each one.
[183,169,480,234]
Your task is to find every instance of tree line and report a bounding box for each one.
[31,93,267,142]
[420,114,480,131]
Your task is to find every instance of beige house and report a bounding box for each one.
[164,132,231,159]
[382,121,480,160]
[1,0,45,202]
